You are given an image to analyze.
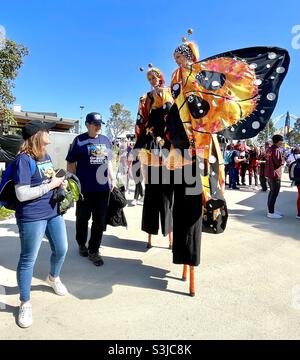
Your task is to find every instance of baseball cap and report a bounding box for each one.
[22,120,56,140]
[85,112,105,125]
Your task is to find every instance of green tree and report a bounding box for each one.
[257,119,275,144]
[286,118,300,146]
[106,103,134,139]
[0,38,29,134]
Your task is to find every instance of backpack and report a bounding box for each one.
[0,156,36,210]
[224,150,233,165]
[289,157,300,181]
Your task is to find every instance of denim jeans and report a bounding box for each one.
[17,215,68,302]
[229,167,237,189]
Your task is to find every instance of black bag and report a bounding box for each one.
[202,198,228,234]
[106,185,128,227]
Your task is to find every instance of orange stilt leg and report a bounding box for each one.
[147,233,152,249]
[189,266,195,297]
[168,231,173,249]
[182,264,187,281]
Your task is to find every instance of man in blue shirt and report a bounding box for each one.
[66,112,116,266]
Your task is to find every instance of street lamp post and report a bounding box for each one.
[79,105,85,133]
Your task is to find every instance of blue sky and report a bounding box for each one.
[1,0,300,133]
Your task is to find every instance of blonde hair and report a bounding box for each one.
[19,131,47,160]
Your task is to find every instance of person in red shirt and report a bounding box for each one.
[258,142,270,191]
[248,144,259,188]
[265,135,284,218]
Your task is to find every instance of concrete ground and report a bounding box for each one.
[0,174,300,340]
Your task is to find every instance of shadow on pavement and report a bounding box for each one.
[228,189,299,242]
[0,218,170,303]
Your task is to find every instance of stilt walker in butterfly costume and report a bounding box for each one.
[134,66,174,249]
[165,30,290,296]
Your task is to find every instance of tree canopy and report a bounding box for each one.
[0,38,28,133]
[106,103,134,140]
[257,119,275,144]
[286,118,300,146]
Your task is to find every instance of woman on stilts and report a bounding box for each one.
[134,65,174,249]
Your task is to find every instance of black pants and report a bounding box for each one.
[259,168,268,191]
[172,182,202,266]
[267,179,281,213]
[171,162,202,266]
[240,162,248,184]
[142,183,173,236]
[76,191,110,253]
[249,167,258,186]
[134,182,143,200]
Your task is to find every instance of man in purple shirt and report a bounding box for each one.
[66,112,115,266]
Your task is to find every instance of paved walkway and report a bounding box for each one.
[0,174,300,339]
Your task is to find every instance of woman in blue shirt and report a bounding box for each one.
[14,120,68,328]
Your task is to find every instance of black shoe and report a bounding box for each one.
[146,243,152,249]
[88,252,104,266]
[79,245,88,257]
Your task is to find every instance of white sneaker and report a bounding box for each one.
[18,303,32,328]
[46,276,68,296]
[137,199,144,205]
[131,199,137,206]
[275,210,283,216]
[267,212,282,219]
[296,215,300,219]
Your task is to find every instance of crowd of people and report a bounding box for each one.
[224,135,300,219]
[224,141,269,191]
[7,35,293,329]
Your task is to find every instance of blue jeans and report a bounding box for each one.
[17,215,68,302]
[229,167,237,189]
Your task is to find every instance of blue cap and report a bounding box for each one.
[85,112,105,125]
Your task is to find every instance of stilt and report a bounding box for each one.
[189,266,195,297]
[182,264,187,281]
[168,231,173,249]
[147,233,152,249]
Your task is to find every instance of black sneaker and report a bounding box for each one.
[79,245,88,257]
[88,252,104,266]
